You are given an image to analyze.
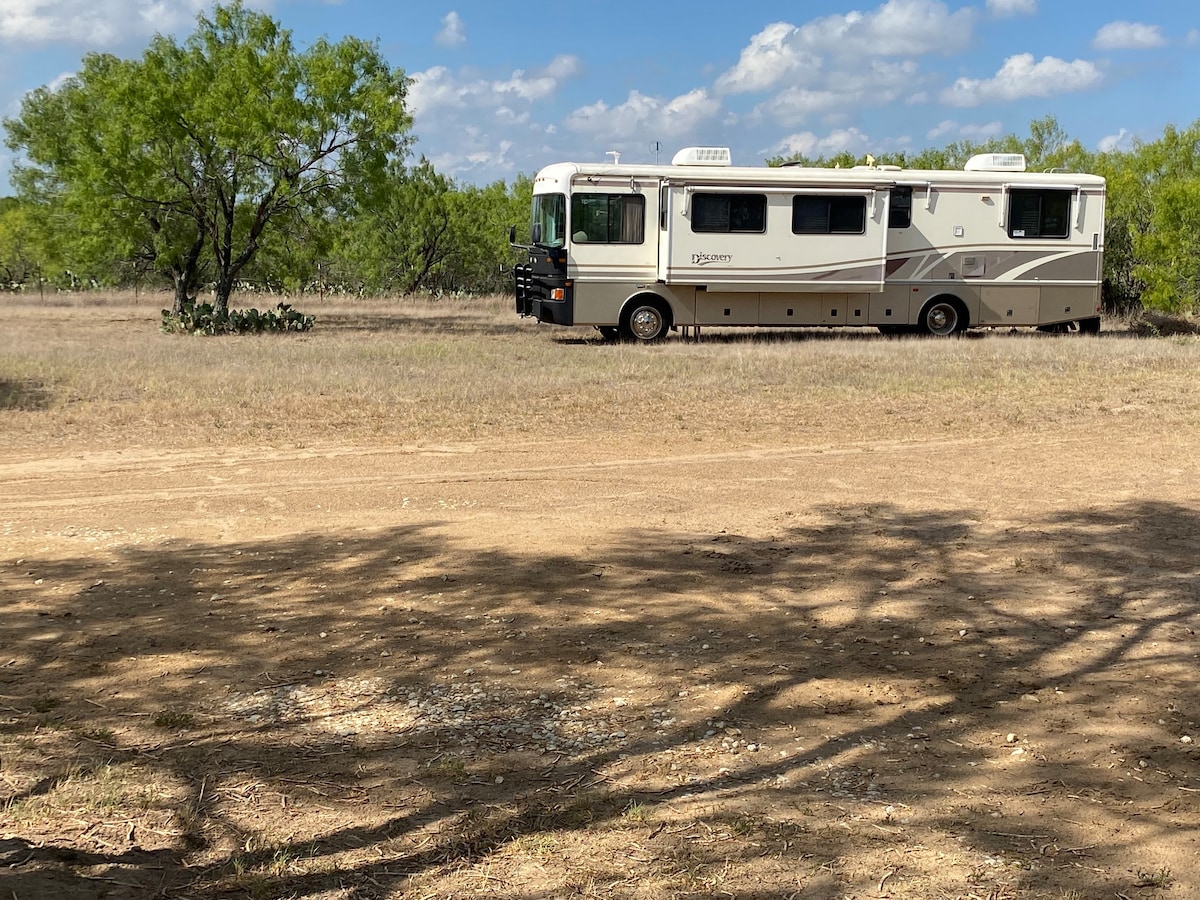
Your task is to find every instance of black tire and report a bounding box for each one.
[619,299,671,343]
[918,298,966,336]
[1077,316,1101,335]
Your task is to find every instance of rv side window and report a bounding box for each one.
[1007,189,1071,239]
[888,187,913,229]
[791,195,867,235]
[691,193,767,234]
[571,193,646,243]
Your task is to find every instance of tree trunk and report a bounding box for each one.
[171,276,189,315]
[213,275,233,317]
[165,230,205,314]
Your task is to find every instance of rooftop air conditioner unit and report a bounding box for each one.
[671,146,733,167]
[964,153,1027,173]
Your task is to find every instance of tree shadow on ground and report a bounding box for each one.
[0,377,54,410]
[3,500,1198,897]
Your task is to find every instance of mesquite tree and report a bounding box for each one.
[4,1,411,313]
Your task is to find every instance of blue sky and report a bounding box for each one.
[1,0,1198,190]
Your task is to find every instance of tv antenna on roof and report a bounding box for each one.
[650,141,661,164]
[606,150,621,165]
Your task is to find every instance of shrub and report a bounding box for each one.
[161,301,315,335]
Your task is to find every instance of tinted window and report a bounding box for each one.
[1008,189,1071,239]
[692,193,767,233]
[792,195,867,234]
[889,186,913,229]
[571,193,645,243]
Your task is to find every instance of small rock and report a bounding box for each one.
[1182,735,1193,744]
[1006,733,1018,743]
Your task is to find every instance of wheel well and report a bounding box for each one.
[919,294,969,329]
[620,293,673,329]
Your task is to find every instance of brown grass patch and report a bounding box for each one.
[2,294,1199,899]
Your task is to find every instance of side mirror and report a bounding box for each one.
[509,225,516,245]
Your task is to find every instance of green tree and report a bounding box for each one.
[343,157,456,295]
[0,198,40,287]
[4,1,411,313]
[1133,176,1200,313]
[440,176,533,295]
[342,164,534,297]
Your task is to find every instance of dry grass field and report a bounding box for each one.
[2,294,1200,899]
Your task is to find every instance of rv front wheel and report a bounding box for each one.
[919,298,966,336]
[620,300,670,342]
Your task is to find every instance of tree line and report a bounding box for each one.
[1,2,1198,316]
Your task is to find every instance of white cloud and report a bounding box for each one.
[565,88,721,141]
[1098,128,1134,153]
[986,0,1036,17]
[46,70,75,92]
[1093,21,1167,50]
[407,56,583,117]
[941,54,1101,107]
[714,22,821,95]
[751,88,842,127]
[960,120,1003,140]
[927,120,957,140]
[749,61,918,127]
[926,119,1002,141]
[0,0,207,45]
[716,0,974,95]
[464,140,513,170]
[769,127,872,159]
[435,11,466,48]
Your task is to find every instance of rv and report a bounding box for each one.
[511,147,1105,341]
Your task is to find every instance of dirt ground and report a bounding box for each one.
[3,316,1200,898]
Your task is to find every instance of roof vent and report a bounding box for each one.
[671,146,733,167]
[964,153,1027,173]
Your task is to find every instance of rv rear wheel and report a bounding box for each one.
[919,298,966,336]
[620,299,671,343]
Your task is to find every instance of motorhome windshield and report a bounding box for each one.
[531,193,566,247]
